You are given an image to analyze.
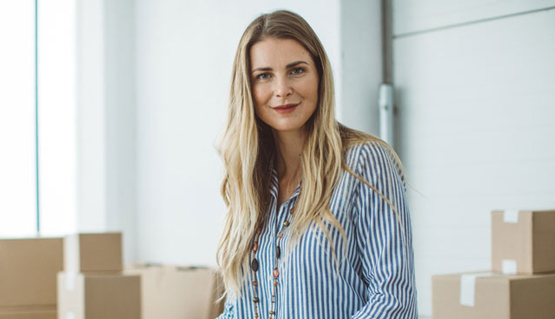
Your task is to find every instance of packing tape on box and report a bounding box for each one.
[66,312,75,319]
[64,234,79,273]
[460,272,495,307]
[65,234,80,291]
[502,259,517,274]
[65,272,77,291]
[503,209,519,223]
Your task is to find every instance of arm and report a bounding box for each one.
[215,298,235,319]
[351,142,418,319]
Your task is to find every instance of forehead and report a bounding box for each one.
[250,38,313,69]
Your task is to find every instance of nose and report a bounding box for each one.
[274,76,293,98]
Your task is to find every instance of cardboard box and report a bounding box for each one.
[64,233,122,273]
[492,210,555,274]
[125,264,225,319]
[57,272,141,319]
[432,271,555,319]
[0,306,56,319]
[0,237,63,307]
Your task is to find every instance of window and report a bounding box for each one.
[0,0,76,237]
[0,1,37,236]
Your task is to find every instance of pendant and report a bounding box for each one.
[251,258,259,272]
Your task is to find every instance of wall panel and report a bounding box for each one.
[394,0,555,36]
[394,8,555,316]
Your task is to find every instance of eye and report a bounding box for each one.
[256,73,271,81]
[291,67,305,75]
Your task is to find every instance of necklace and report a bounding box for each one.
[250,182,301,319]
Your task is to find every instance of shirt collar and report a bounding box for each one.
[269,167,301,201]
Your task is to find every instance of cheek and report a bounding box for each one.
[252,85,267,108]
[299,78,319,102]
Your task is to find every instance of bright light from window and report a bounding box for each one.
[0,1,37,237]
[38,0,77,236]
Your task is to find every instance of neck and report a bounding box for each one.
[273,128,306,180]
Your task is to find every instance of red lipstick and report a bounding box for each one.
[272,103,300,114]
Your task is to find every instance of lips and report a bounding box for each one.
[272,102,300,114]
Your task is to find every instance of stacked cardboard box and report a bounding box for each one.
[491,210,555,274]
[433,209,555,319]
[0,237,63,319]
[0,307,58,319]
[125,264,225,319]
[57,233,141,319]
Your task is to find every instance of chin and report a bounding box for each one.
[257,112,314,133]
[269,121,306,132]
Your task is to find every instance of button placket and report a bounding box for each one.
[252,165,301,319]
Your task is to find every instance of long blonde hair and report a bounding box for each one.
[216,10,405,299]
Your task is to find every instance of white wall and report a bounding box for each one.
[104,0,137,263]
[134,0,341,266]
[76,0,107,232]
[393,1,555,316]
[76,0,137,263]
[394,0,555,36]
[340,0,383,135]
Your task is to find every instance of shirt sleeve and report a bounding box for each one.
[215,298,235,319]
[350,142,418,319]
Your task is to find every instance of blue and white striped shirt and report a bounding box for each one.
[217,141,418,319]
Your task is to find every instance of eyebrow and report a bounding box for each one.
[251,61,309,73]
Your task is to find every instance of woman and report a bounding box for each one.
[216,10,417,319]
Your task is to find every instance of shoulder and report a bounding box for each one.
[344,140,406,190]
[344,140,393,171]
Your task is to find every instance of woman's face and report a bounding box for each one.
[249,38,319,133]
